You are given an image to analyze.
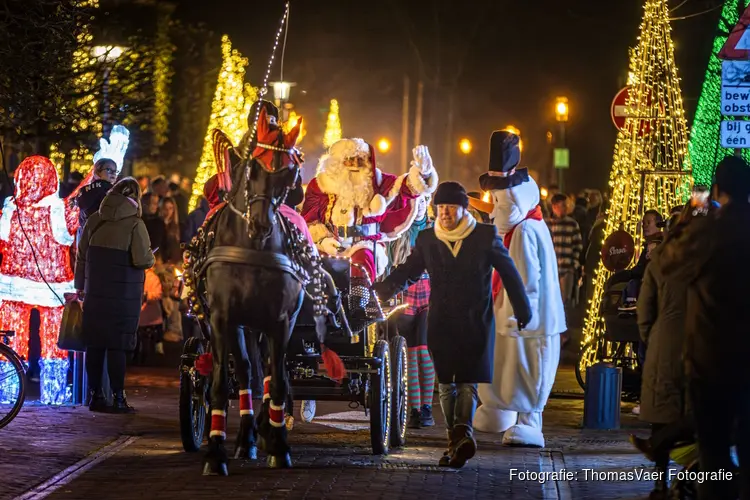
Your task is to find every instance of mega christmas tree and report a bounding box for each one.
[189,35,255,211]
[689,0,750,185]
[579,0,693,373]
[323,99,342,148]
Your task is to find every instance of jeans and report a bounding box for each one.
[559,270,576,307]
[438,383,477,430]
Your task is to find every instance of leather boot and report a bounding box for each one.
[438,429,456,467]
[448,424,477,469]
[88,388,110,413]
[112,390,136,414]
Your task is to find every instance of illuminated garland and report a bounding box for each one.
[688,0,750,185]
[152,9,175,148]
[323,99,342,149]
[579,0,692,374]
[189,35,255,211]
[50,0,101,177]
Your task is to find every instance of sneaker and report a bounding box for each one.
[155,342,165,355]
[632,405,641,415]
[300,400,316,423]
[618,299,637,312]
[420,405,435,427]
[407,408,421,429]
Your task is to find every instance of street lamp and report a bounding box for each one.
[554,97,569,192]
[91,45,127,136]
[377,138,391,153]
[459,138,472,155]
[271,81,295,122]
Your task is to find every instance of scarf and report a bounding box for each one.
[434,212,477,257]
[492,205,544,301]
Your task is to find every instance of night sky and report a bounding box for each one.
[175,0,720,193]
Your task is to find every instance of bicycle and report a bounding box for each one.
[0,330,26,429]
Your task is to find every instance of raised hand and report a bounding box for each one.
[411,145,434,176]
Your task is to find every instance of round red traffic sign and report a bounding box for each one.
[611,86,655,136]
[611,87,631,130]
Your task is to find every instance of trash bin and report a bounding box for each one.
[583,362,622,429]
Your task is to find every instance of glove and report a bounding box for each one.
[318,237,342,256]
[517,311,532,331]
[411,145,434,176]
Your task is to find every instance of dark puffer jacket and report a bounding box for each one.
[75,193,154,351]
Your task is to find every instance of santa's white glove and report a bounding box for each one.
[411,145,434,176]
[318,237,342,256]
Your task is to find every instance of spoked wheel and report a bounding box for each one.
[389,335,408,448]
[180,337,209,452]
[0,343,26,429]
[369,339,392,455]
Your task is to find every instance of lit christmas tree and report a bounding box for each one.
[689,0,750,186]
[323,99,342,149]
[579,0,692,375]
[189,35,255,211]
[284,110,306,144]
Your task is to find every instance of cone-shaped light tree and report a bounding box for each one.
[689,0,750,186]
[189,35,255,211]
[579,0,693,375]
[323,99,342,149]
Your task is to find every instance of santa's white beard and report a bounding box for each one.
[322,168,374,210]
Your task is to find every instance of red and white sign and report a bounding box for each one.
[611,86,656,136]
[719,6,750,60]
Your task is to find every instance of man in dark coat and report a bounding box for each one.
[660,156,750,500]
[374,181,531,469]
[75,178,154,414]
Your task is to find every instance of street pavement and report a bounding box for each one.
[1,363,662,500]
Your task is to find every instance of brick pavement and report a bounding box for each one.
[2,366,663,500]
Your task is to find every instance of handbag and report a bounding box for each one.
[58,294,85,352]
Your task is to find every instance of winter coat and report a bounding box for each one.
[636,242,688,424]
[143,214,166,255]
[182,198,209,243]
[374,223,531,384]
[75,192,154,351]
[660,203,750,383]
[75,179,112,242]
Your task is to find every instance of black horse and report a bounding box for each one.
[200,107,305,474]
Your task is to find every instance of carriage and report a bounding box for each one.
[178,254,409,456]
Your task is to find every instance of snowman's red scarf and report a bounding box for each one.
[492,205,543,302]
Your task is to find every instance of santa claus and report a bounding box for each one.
[0,156,78,405]
[473,130,566,448]
[301,139,438,281]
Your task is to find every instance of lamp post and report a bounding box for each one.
[271,81,295,123]
[91,46,126,136]
[554,97,569,192]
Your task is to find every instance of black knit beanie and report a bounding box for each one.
[433,181,469,208]
[714,156,750,202]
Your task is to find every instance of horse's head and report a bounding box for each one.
[241,106,303,240]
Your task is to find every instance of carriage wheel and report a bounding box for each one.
[179,337,209,452]
[389,335,408,448]
[369,340,392,455]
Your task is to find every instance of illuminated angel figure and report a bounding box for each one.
[0,156,78,405]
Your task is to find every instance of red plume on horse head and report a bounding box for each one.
[252,107,303,171]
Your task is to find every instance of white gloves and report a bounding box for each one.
[411,145,434,176]
[318,237,342,256]
[93,125,130,174]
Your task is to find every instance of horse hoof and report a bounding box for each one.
[267,453,292,468]
[234,445,258,460]
[202,461,229,476]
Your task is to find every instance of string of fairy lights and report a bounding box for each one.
[689,0,750,185]
[579,0,693,374]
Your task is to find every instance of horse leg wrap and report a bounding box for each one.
[263,376,271,403]
[269,402,285,428]
[239,389,253,416]
[210,410,227,439]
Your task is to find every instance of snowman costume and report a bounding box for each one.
[474,131,566,447]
